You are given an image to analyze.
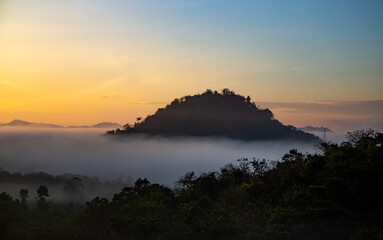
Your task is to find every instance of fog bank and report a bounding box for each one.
[0,128,318,185]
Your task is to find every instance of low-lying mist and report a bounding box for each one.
[0,128,320,200]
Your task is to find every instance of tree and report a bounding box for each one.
[177,172,196,189]
[346,129,381,146]
[36,185,49,211]
[123,123,131,130]
[221,88,234,95]
[63,177,85,202]
[19,189,28,206]
[0,193,23,237]
[37,185,49,199]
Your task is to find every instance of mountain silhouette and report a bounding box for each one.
[298,126,334,133]
[91,122,123,129]
[108,89,319,141]
[0,120,122,129]
[67,122,123,129]
[0,119,64,128]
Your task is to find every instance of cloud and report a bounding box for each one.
[258,100,383,116]
[257,100,383,132]
[99,95,125,100]
[0,129,318,186]
[272,107,299,112]
[99,96,167,105]
[126,101,168,105]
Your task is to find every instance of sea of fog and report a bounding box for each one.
[0,128,345,186]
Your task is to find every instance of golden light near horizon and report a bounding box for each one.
[0,0,382,131]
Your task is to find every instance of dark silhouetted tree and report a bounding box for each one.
[19,189,28,206]
[36,185,49,211]
[37,185,49,199]
[63,177,85,202]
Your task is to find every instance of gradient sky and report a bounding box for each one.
[0,0,382,132]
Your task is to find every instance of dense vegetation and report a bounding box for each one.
[1,129,382,239]
[0,169,129,203]
[107,89,318,141]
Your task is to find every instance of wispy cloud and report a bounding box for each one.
[99,95,167,105]
[127,101,168,105]
[99,95,125,100]
[257,100,383,132]
[258,100,383,116]
[273,108,299,112]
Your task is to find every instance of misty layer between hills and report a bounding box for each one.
[0,129,318,186]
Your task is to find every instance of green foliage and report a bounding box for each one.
[0,168,129,202]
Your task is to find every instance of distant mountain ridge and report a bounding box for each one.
[108,89,319,142]
[0,119,122,129]
[298,126,334,133]
[0,120,64,128]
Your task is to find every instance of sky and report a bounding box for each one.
[0,0,382,132]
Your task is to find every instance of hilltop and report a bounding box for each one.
[108,89,319,142]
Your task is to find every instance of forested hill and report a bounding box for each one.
[108,89,318,142]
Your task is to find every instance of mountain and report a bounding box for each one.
[298,126,334,133]
[91,122,122,129]
[0,119,64,128]
[67,125,90,129]
[67,123,122,129]
[108,89,319,142]
[0,120,122,129]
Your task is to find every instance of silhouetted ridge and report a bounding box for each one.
[298,126,334,133]
[108,89,319,141]
[0,120,122,129]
